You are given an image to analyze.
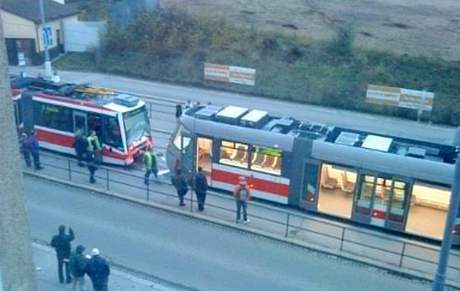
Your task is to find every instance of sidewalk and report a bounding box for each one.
[34,243,175,291]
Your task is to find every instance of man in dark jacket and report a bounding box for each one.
[87,150,98,184]
[26,131,43,170]
[69,245,88,291]
[19,132,32,167]
[73,130,87,167]
[172,168,188,206]
[50,225,75,284]
[86,248,110,291]
[194,167,208,211]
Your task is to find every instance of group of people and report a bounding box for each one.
[171,166,252,223]
[73,130,103,184]
[50,225,110,291]
[19,130,43,170]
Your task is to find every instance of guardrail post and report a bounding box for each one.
[190,189,194,212]
[149,103,152,118]
[106,169,110,191]
[284,213,290,238]
[339,228,346,251]
[146,183,150,201]
[399,242,406,268]
[67,159,72,182]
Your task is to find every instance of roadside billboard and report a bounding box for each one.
[366,85,434,111]
[204,63,256,86]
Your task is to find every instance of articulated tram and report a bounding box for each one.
[166,104,459,243]
[11,76,152,166]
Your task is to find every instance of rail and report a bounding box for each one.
[27,151,460,286]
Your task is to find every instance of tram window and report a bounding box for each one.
[406,182,450,238]
[219,140,249,168]
[173,125,191,150]
[103,116,123,150]
[318,164,356,218]
[87,114,103,139]
[250,146,282,175]
[374,178,392,207]
[390,181,407,209]
[34,102,72,132]
[357,175,374,208]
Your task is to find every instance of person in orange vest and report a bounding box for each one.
[233,176,251,224]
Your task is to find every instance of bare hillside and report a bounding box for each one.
[161,0,460,60]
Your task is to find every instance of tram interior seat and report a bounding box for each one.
[263,155,275,168]
[341,172,355,193]
[252,152,266,166]
[231,145,247,162]
[321,166,337,189]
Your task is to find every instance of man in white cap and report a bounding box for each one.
[233,176,251,223]
[85,248,110,291]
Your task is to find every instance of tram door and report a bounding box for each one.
[354,174,410,230]
[73,112,87,136]
[196,137,212,183]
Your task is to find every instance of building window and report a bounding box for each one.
[250,146,282,175]
[406,182,450,239]
[318,163,357,218]
[34,102,73,132]
[219,141,248,168]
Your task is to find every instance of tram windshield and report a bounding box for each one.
[124,106,150,146]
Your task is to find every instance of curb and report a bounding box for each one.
[25,171,460,290]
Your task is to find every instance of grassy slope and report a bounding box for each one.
[54,8,460,125]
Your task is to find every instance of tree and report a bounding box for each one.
[0,8,38,291]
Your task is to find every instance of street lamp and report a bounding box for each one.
[39,0,52,78]
[432,127,460,291]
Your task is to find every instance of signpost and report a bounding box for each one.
[42,26,53,48]
[366,85,434,122]
[204,63,256,86]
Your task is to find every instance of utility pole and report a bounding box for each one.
[39,0,53,78]
[432,127,460,291]
[0,8,38,291]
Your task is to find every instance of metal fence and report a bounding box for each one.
[29,151,460,286]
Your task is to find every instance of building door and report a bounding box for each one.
[354,173,410,229]
[73,112,87,136]
[196,137,212,183]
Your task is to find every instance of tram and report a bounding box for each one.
[11,76,152,166]
[166,104,460,243]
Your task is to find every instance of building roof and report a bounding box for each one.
[2,0,79,23]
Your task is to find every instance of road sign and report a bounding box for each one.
[42,26,53,48]
[204,63,256,86]
[366,84,434,111]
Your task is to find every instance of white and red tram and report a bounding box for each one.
[167,104,460,243]
[11,77,152,166]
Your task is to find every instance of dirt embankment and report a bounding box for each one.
[161,0,460,61]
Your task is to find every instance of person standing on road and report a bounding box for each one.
[73,130,88,167]
[194,167,208,211]
[143,146,158,185]
[86,248,110,291]
[172,168,188,206]
[87,150,98,184]
[28,130,43,170]
[19,132,32,167]
[234,177,251,224]
[87,130,103,164]
[50,225,75,284]
[175,103,183,119]
[69,245,88,291]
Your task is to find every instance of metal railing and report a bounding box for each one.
[27,151,460,285]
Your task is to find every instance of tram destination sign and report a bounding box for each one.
[366,85,434,111]
[204,63,256,86]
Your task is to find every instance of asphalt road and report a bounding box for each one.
[10,67,455,145]
[25,175,442,291]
